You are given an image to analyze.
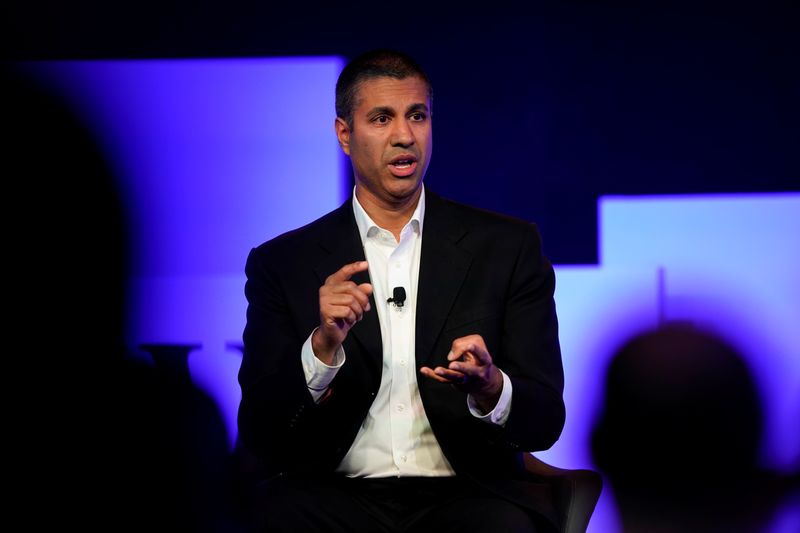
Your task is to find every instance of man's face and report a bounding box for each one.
[336,76,432,207]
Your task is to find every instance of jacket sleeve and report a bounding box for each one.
[499,222,565,452]
[236,245,346,474]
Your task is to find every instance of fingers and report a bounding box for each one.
[321,293,371,328]
[357,282,374,297]
[447,360,480,376]
[420,366,466,384]
[434,366,467,382]
[326,260,369,284]
[325,283,372,312]
[322,299,360,326]
[447,334,491,365]
[320,262,374,326]
[420,367,448,383]
[316,262,373,354]
[423,335,501,399]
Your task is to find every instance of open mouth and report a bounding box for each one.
[389,155,418,177]
[390,156,417,169]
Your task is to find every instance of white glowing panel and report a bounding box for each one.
[600,193,800,471]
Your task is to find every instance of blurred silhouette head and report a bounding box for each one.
[591,323,768,531]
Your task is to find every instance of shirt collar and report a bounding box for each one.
[352,186,425,242]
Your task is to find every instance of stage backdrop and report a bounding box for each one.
[23,59,799,533]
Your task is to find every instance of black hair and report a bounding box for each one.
[335,49,432,128]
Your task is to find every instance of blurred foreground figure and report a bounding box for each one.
[592,324,795,533]
[5,63,241,532]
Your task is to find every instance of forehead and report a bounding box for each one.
[353,76,430,111]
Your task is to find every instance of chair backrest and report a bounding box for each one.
[523,454,603,533]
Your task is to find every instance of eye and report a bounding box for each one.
[373,115,390,124]
[409,112,427,122]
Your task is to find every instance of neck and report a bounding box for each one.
[355,185,422,241]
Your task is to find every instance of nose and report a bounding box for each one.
[390,118,415,147]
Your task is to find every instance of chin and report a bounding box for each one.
[390,180,421,196]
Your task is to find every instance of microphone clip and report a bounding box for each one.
[386,286,407,308]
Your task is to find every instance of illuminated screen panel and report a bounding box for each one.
[26,58,346,277]
[542,194,799,532]
[591,193,800,533]
[545,265,660,470]
[600,193,800,471]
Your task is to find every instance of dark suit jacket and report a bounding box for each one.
[238,189,566,526]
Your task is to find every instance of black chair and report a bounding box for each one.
[234,441,602,532]
[524,453,603,533]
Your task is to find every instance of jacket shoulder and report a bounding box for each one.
[436,194,542,240]
[251,202,350,258]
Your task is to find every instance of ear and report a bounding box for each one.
[335,117,351,156]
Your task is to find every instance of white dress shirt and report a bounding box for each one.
[300,186,513,477]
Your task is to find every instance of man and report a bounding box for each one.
[238,49,565,532]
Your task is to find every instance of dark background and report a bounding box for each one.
[5,1,798,264]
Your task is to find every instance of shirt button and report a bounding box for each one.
[400,455,407,462]
[399,359,406,366]
[395,404,405,412]
[394,263,401,269]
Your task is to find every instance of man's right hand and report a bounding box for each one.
[312,261,373,364]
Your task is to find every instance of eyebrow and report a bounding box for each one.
[368,106,396,117]
[367,103,430,117]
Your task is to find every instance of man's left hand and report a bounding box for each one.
[420,334,503,413]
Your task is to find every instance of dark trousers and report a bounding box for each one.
[251,474,552,533]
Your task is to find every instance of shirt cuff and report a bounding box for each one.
[467,370,512,426]
[301,329,345,402]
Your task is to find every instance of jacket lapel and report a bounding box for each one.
[313,200,383,377]
[416,191,473,367]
